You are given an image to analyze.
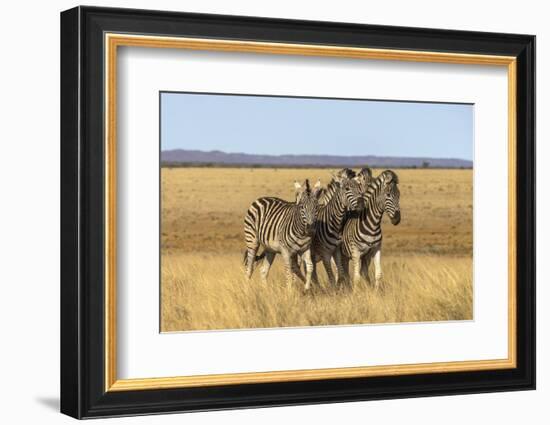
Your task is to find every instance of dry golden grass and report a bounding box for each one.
[161,167,473,332]
[162,253,472,331]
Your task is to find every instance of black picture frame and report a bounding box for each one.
[61,5,535,419]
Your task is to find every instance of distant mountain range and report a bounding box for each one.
[161,149,472,169]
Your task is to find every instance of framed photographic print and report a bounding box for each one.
[60,6,535,419]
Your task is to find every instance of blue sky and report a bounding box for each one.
[160,92,473,160]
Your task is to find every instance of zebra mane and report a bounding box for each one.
[305,178,311,194]
[381,170,399,184]
[318,178,339,206]
[338,168,356,179]
[296,178,322,203]
[363,172,385,197]
[357,167,373,181]
[361,170,399,201]
[326,178,339,191]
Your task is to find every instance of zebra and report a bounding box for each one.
[243,179,322,290]
[354,167,375,279]
[309,171,368,286]
[341,170,401,288]
[308,167,373,284]
[302,167,373,284]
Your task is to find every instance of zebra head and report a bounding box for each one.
[294,179,322,235]
[354,167,373,193]
[333,173,365,212]
[380,170,401,225]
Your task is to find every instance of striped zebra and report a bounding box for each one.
[243,179,322,290]
[309,170,370,286]
[354,167,375,280]
[341,170,401,288]
[308,167,373,284]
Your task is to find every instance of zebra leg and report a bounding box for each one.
[333,248,346,286]
[245,243,259,280]
[340,255,350,286]
[260,251,276,284]
[361,252,372,285]
[302,249,315,291]
[281,250,295,288]
[330,256,338,283]
[373,247,383,289]
[291,255,306,283]
[321,253,336,286]
[310,261,320,286]
[301,254,319,285]
[351,252,363,287]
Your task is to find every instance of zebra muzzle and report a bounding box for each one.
[391,211,401,225]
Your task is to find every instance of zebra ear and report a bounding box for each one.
[294,180,304,203]
[385,170,399,184]
[312,179,323,199]
[314,189,323,199]
[360,167,373,180]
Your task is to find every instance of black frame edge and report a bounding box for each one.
[60,6,536,419]
[515,35,536,391]
[60,6,82,419]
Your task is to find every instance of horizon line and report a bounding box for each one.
[161,148,473,163]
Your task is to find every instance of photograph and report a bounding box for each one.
[58,5,536,419]
[160,92,474,332]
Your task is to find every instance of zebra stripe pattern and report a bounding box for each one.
[318,168,356,207]
[319,167,373,206]
[310,173,365,286]
[341,170,401,288]
[355,167,374,194]
[243,179,322,290]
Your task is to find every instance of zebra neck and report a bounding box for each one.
[364,188,385,227]
[319,180,338,205]
[322,189,347,230]
[291,204,308,237]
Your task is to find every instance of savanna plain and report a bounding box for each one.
[161,167,473,332]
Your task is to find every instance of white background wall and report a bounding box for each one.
[0,0,545,423]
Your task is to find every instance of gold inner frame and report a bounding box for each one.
[104,33,517,392]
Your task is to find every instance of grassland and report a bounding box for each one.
[161,167,473,332]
